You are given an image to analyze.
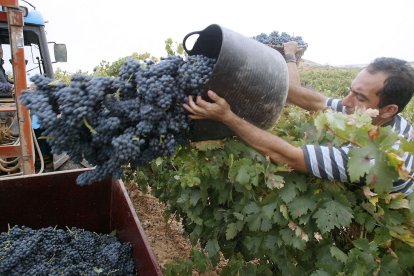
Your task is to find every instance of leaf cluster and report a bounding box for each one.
[131,133,414,275]
[124,61,414,275]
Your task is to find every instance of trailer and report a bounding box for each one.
[0,168,162,275]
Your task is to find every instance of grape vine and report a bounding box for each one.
[132,106,414,275]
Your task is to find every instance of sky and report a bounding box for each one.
[24,0,414,73]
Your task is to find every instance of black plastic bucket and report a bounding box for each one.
[183,24,288,141]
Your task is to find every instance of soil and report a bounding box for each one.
[125,181,224,275]
[125,181,193,269]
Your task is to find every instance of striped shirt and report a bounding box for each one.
[302,98,414,195]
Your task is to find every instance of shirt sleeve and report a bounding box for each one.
[302,144,350,183]
[326,98,346,113]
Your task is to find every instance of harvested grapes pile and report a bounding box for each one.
[20,55,216,185]
[253,31,307,47]
[253,31,308,62]
[0,225,135,275]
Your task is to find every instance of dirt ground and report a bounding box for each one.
[125,181,193,269]
[126,181,225,275]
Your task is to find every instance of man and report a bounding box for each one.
[183,42,414,195]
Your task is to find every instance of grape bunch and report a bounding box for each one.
[253,31,307,46]
[0,82,13,97]
[0,225,135,275]
[20,55,216,185]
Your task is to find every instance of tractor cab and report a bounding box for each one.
[0,2,68,176]
[0,4,67,82]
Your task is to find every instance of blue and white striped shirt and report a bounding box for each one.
[302,98,414,195]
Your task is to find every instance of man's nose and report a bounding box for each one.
[342,93,353,107]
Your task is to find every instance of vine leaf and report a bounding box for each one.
[279,228,306,250]
[313,201,353,233]
[330,246,348,263]
[348,146,374,183]
[262,202,278,219]
[226,221,244,240]
[366,152,397,194]
[389,228,414,247]
[243,202,260,214]
[379,256,403,275]
[266,174,284,189]
[279,184,297,203]
[235,165,251,186]
[388,198,410,210]
[408,193,414,214]
[387,152,410,180]
[310,270,331,276]
[326,111,347,130]
[401,138,414,154]
[243,202,276,232]
[206,239,220,257]
[287,196,316,219]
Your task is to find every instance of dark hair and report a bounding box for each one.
[366,57,414,113]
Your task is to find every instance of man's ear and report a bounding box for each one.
[380,104,399,119]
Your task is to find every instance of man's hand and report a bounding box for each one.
[183,90,233,123]
[283,41,299,55]
[184,90,307,173]
[283,41,306,56]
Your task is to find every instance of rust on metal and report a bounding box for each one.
[0,0,18,8]
[7,7,35,174]
[7,7,23,26]
[0,11,8,22]
[0,144,21,157]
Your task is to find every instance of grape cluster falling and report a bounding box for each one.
[20,55,216,185]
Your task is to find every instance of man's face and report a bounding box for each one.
[342,69,387,120]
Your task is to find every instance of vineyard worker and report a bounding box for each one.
[183,43,414,195]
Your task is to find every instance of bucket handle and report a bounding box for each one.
[182,30,202,54]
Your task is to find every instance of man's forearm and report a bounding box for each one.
[287,61,301,88]
[286,62,327,111]
[222,112,307,172]
[183,91,307,172]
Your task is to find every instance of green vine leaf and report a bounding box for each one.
[401,139,414,154]
[313,201,353,233]
[348,146,376,183]
[226,221,244,240]
[310,270,331,276]
[366,152,398,194]
[243,202,260,215]
[262,202,278,219]
[279,183,297,203]
[236,165,252,186]
[379,255,403,275]
[206,239,220,258]
[279,228,306,250]
[287,196,317,219]
[330,246,348,263]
